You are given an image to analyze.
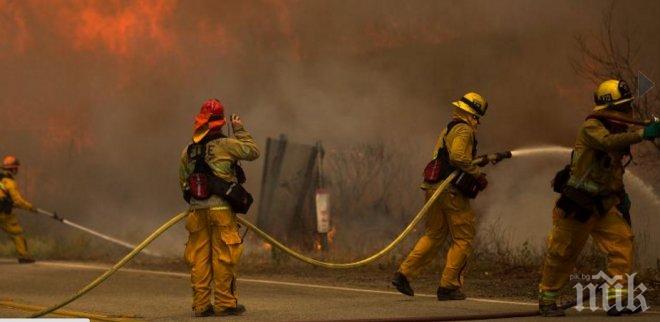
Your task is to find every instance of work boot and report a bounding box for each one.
[391,272,414,296]
[538,302,566,317]
[538,290,565,317]
[437,287,466,301]
[606,305,642,316]
[193,306,214,317]
[17,258,35,264]
[216,304,246,316]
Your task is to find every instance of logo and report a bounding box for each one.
[599,93,613,103]
[571,271,649,312]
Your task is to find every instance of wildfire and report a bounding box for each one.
[61,0,177,58]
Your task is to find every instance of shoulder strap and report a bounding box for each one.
[187,131,229,175]
[437,119,469,159]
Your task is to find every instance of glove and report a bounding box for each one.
[474,155,489,167]
[642,122,660,140]
[476,174,488,191]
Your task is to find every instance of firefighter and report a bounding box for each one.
[538,80,660,317]
[0,156,37,264]
[392,92,489,301]
[179,98,259,317]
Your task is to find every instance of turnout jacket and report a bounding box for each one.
[179,124,260,209]
[567,117,643,212]
[0,171,34,214]
[421,112,480,190]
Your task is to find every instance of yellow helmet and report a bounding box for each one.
[593,79,633,111]
[452,92,488,117]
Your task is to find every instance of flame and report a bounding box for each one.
[66,0,176,58]
[261,242,272,251]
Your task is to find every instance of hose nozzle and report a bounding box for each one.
[474,151,512,167]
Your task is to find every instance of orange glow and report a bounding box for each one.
[197,18,237,58]
[265,0,302,61]
[42,111,93,154]
[327,226,336,245]
[0,0,30,55]
[57,0,177,58]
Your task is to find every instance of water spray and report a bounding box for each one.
[510,145,572,157]
[34,208,161,257]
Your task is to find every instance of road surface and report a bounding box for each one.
[0,259,656,321]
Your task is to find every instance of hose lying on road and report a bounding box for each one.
[237,171,458,269]
[30,153,514,317]
[29,211,188,318]
[29,171,458,317]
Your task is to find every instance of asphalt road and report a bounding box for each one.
[0,259,657,321]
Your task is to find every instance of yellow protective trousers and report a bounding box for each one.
[539,206,634,292]
[184,207,243,313]
[399,188,475,289]
[0,213,30,259]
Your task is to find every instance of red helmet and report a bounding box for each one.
[193,98,226,142]
[2,155,20,169]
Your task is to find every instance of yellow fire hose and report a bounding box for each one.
[29,212,189,318]
[30,153,512,318]
[29,171,457,318]
[237,171,457,269]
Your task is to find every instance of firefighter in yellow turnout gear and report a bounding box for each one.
[179,99,259,317]
[393,92,490,301]
[538,80,660,317]
[0,156,37,264]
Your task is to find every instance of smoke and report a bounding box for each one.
[0,0,658,261]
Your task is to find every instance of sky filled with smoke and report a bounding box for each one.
[0,0,658,260]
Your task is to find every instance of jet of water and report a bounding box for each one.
[510,145,572,157]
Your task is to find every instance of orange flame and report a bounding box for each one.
[57,0,177,59]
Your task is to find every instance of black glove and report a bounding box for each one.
[475,155,489,167]
[476,174,488,191]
